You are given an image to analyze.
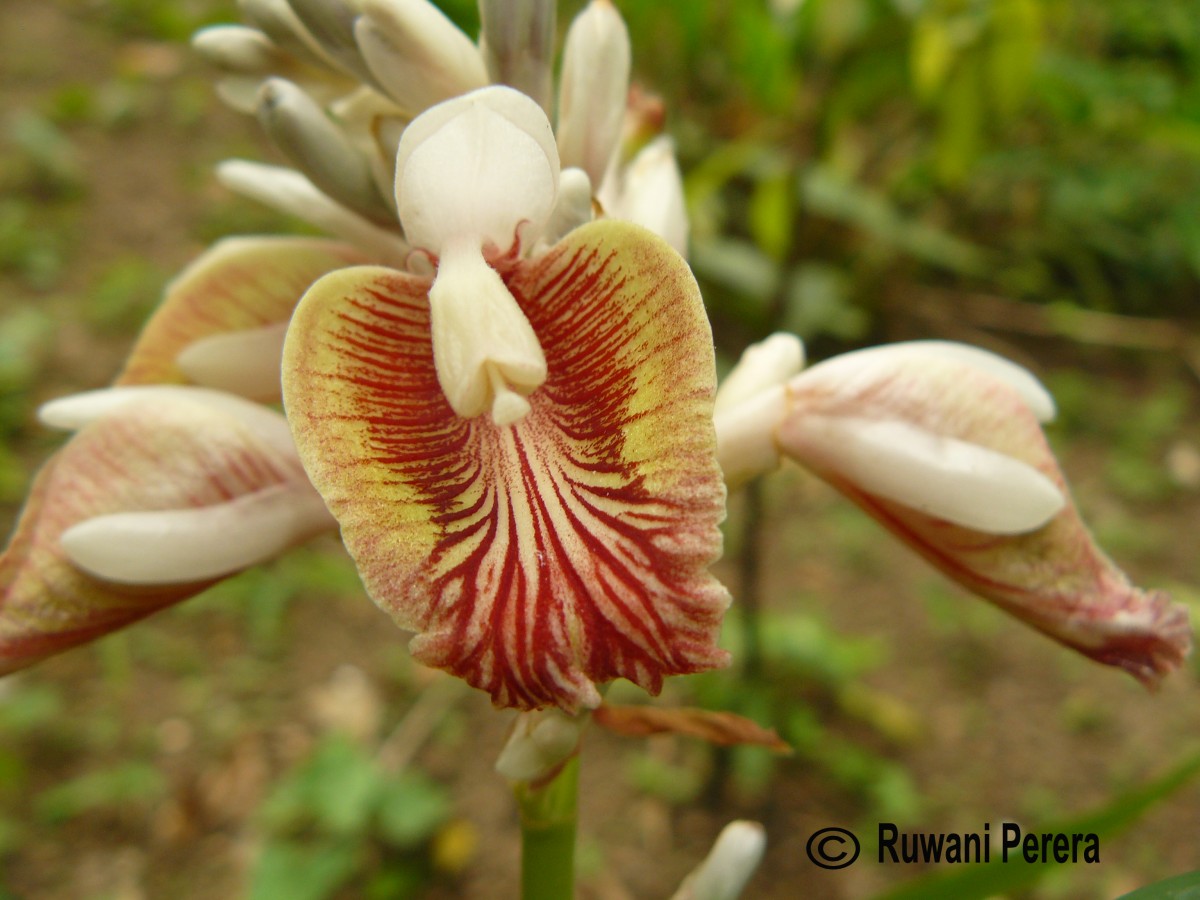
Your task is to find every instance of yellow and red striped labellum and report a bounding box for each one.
[117,236,367,390]
[283,220,731,711]
[0,399,309,674]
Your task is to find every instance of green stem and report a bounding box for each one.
[515,754,580,900]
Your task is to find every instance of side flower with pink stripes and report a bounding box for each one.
[715,336,1191,686]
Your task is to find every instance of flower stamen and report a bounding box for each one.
[427,238,546,424]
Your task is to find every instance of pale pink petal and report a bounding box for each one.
[0,396,322,673]
[778,350,1191,686]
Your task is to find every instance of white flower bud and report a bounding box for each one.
[495,709,587,781]
[557,0,631,188]
[257,78,391,221]
[671,821,766,900]
[356,0,488,115]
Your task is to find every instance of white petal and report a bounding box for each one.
[478,0,557,114]
[192,25,283,73]
[671,821,766,900]
[239,0,342,70]
[714,384,787,490]
[807,341,1056,422]
[61,484,335,585]
[494,709,586,781]
[541,166,594,246]
[256,78,390,220]
[215,75,266,113]
[427,239,546,422]
[780,415,1065,534]
[176,322,288,401]
[395,86,559,254]
[714,333,805,414]
[217,159,409,265]
[608,136,689,256]
[39,386,299,464]
[556,0,631,188]
[356,0,488,114]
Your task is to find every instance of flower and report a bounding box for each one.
[715,337,1192,685]
[282,87,730,712]
[1,1,716,706]
[0,387,333,673]
[0,234,365,671]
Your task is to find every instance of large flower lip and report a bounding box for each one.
[282,219,730,711]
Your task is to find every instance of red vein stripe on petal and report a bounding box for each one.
[118,236,367,388]
[284,220,730,711]
[0,400,307,673]
[832,480,1191,687]
[780,356,1191,687]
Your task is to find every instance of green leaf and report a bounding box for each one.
[249,840,359,900]
[748,173,794,262]
[690,237,781,303]
[911,16,956,101]
[34,762,165,824]
[986,0,1042,119]
[6,111,83,195]
[1117,869,1200,899]
[0,815,23,854]
[935,54,984,185]
[875,749,1200,900]
[0,684,63,734]
[376,773,452,849]
[799,167,988,274]
[260,735,380,837]
[627,754,705,805]
[782,263,867,341]
[0,308,55,391]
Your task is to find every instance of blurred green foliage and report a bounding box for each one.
[610,0,1200,360]
[252,733,453,900]
[878,748,1200,899]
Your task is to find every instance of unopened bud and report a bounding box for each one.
[287,0,376,82]
[714,334,805,488]
[671,821,766,900]
[176,323,289,402]
[557,0,632,188]
[217,159,409,265]
[239,0,340,70]
[356,0,488,115]
[257,77,392,221]
[715,333,804,415]
[478,0,556,114]
[606,136,689,257]
[495,709,587,781]
[542,167,594,245]
[193,25,287,73]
